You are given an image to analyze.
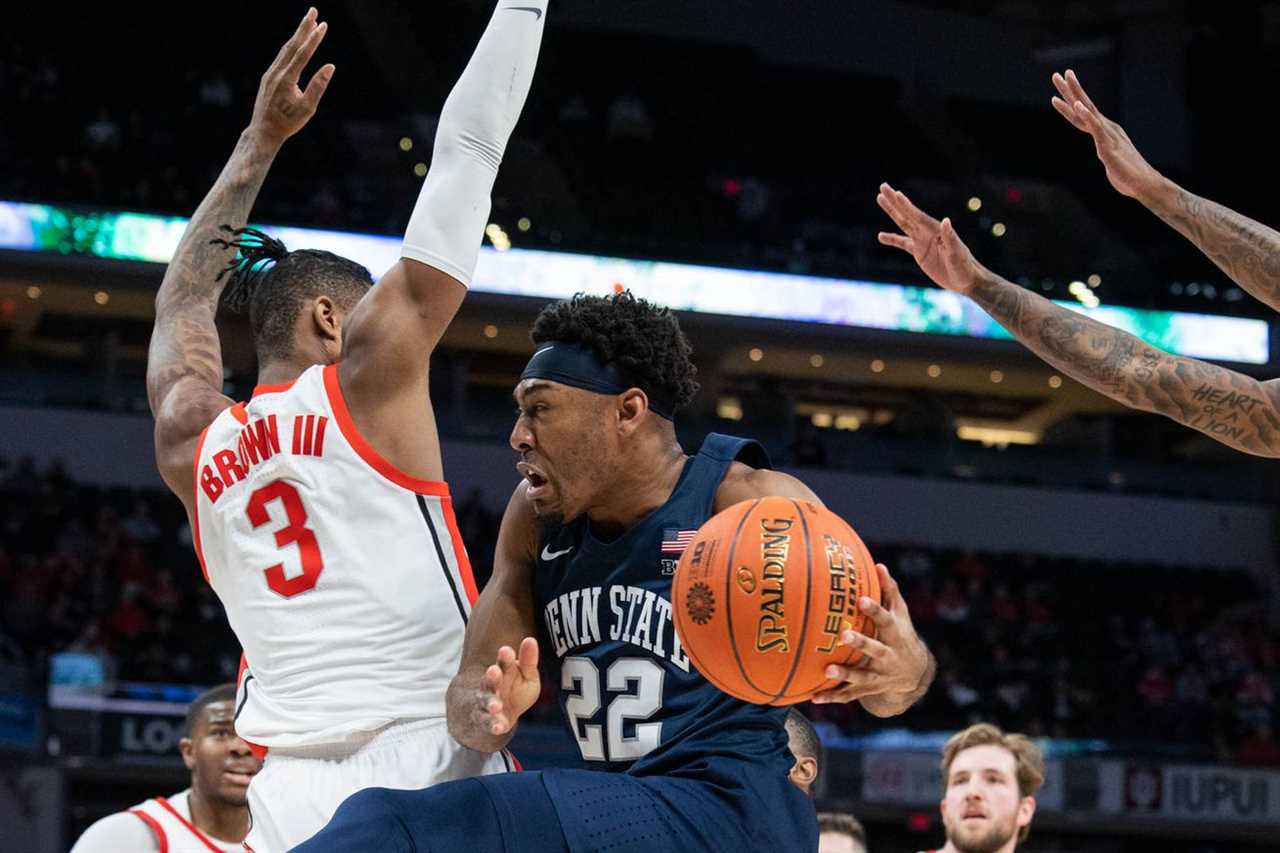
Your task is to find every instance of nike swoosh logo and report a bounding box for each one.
[507,5,543,19]
[541,544,573,561]
[531,345,554,358]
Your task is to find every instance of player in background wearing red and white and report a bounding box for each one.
[920,723,1043,853]
[70,685,261,853]
[145,5,546,849]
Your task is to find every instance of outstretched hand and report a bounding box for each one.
[811,563,933,715]
[250,7,335,147]
[1050,69,1161,200]
[877,183,987,296]
[477,637,541,737]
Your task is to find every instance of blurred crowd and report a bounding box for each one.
[806,545,1280,767]
[2,456,1275,766]
[6,3,1279,318]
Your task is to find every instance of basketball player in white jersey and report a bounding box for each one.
[70,684,260,853]
[144,5,546,849]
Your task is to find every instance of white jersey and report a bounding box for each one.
[70,789,244,853]
[193,363,477,750]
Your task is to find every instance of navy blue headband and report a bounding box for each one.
[520,341,674,420]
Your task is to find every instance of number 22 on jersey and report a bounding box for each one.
[563,656,664,762]
[246,480,325,597]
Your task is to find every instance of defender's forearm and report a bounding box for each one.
[969,272,1280,456]
[1142,177,1280,313]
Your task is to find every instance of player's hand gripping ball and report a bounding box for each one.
[672,497,881,705]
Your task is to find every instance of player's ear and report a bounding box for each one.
[311,295,341,342]
[789,755,818,792]
[615,388,649,435]
[1017,795,1036,828]
[179,736,196,771]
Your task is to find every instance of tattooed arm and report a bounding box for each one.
[1050,69,1280,312]
[1142,181,1280,313]
[968,274,1280,456]
[147,10,333,505]
[877,183,1280,458]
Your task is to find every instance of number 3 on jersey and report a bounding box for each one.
[562,656,664,762]
[246,480,324,597]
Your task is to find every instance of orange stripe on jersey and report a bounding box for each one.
[130,809,169,853]
[192,424,214,584]
[252,379,298,398]
[230,403,249,425]
[321,363,450,496]
[155,797,227,853]
[441,497,479,605]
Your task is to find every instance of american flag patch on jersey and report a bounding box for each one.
[661,528,697,555]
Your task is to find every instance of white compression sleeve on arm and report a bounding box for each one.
[400,0,547,285]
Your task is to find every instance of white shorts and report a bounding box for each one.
[244,718,512,852]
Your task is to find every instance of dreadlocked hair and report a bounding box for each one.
[210,225,374,363]
[531,291,700,415]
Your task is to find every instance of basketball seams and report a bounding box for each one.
[723,498,772,703]
[772,499,815,703]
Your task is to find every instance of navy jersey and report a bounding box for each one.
[533,433,792,780]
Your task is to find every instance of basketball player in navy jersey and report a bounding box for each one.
[296,292,935,853]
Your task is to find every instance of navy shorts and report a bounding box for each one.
[291,767,817,853]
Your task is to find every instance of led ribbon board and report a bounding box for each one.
[0,200,1268,364]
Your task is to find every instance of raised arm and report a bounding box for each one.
[1051,69,1280,313]
[336,1,547,481]
[446,483,541,753]
[147,9,333,500]
[878,183,1280,457]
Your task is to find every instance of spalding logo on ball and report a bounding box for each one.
[672,496,881,705]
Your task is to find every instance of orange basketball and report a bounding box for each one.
[672,496,881,706]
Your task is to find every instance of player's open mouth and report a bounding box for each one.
[516,460,550,499]
[223,768,257,786]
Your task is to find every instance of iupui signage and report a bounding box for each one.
[1101,761,1280,824]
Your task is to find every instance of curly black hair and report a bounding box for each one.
[212,226,373,363]
[530,291,700,414]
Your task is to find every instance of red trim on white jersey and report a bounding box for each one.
[252,379,298,398]
[321,363,450,495]
[130,808,169,853]
[440,497,479,605]
[154,796,228,853]
[235,653,268,761]
[229,403,248,426]
[191,424,214,584]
